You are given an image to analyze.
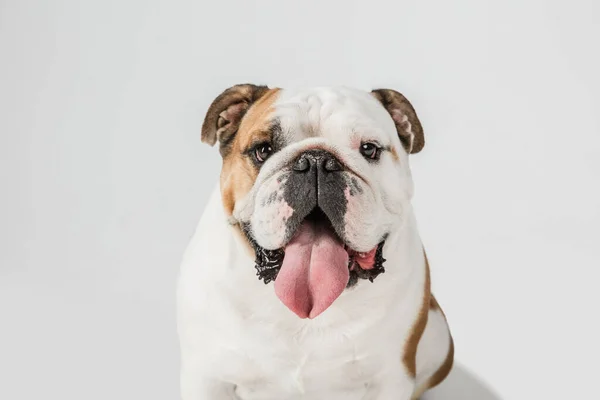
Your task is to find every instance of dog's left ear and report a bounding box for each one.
[371,89,424,154]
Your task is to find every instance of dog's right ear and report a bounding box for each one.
[201,84,271,150]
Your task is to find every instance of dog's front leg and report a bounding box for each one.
[181,376,238,400]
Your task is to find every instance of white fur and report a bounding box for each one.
[177,87,451,399]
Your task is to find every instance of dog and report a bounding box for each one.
[177,84,454,400]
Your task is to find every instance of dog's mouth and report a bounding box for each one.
[244,207,386,319]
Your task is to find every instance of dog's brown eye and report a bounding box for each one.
[254,143,273,163]
[360,142,381,161]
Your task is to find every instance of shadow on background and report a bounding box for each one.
[422,362,502,400]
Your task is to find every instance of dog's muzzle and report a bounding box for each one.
[242,149,388,318]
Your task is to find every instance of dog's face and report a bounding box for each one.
[201,85,424,319]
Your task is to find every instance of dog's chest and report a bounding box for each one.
[211,311,401,400]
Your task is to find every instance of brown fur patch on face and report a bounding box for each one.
[402,251,432,377]
[219,88,281,217]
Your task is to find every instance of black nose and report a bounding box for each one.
[293,149,343,173]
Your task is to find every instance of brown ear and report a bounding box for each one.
[371,89,425,154]
[201,84,270,150]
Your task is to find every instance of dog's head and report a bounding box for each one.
[201,85,424,318]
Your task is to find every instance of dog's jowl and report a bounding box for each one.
[178,85,454,400]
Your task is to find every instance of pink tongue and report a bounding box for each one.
[274,222,349,319]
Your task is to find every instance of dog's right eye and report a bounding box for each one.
[253,142,273,163]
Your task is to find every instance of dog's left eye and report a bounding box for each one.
[360,142,382,161]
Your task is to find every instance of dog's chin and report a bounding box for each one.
[243,207,386,319]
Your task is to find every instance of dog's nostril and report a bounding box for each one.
[293,155,311,172]
[293,151,343,173]
[323,157,342,172]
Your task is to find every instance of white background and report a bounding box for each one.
[1,0,599,399]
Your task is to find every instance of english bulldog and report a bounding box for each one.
[177,85,454,400]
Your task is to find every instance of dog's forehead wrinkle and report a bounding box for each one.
[273,87,393,143]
